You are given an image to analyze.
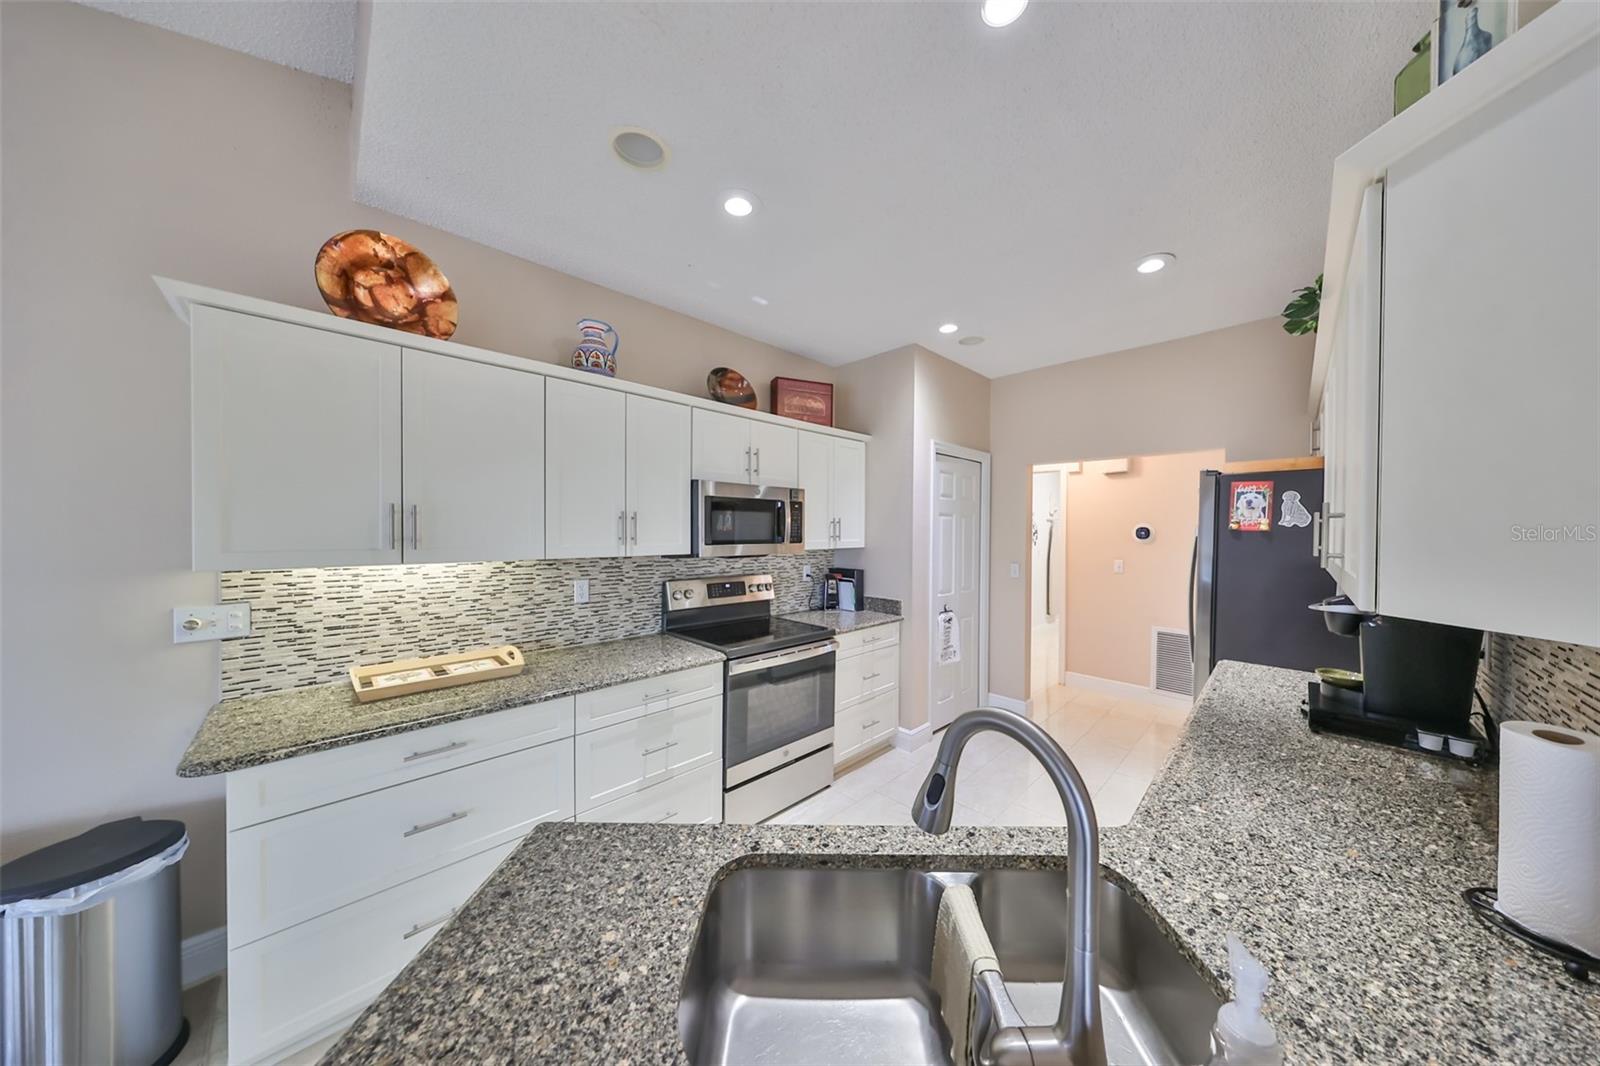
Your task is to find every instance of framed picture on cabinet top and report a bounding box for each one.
[1436,0,1554,87]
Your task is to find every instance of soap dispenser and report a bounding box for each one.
[1209,934,1284,1066]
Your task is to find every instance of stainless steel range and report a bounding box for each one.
[663,574,834,823]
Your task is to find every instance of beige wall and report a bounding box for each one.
[0,3,840,936]
[836,345,990,732]
[1062,450,1226,686]
[988,318,1314,700]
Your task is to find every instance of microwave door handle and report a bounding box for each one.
[775,501,787,543]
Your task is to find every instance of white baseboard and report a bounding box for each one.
[893,722,932,751]
[181,926,227,988]
[985,692,1031,715]
[1061,671,1190,710]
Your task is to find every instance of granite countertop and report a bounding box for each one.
[782,608,902,634]
[175,635,724,777]
[326,660,1598,1065]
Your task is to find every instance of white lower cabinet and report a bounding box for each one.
[578,759,724,825]
[224,666,724,1064]
[832,622,902,767]
[227,840,516,1065]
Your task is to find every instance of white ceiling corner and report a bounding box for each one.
[79,0,359,83]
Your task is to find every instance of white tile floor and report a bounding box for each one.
[185,683,1188,1065]
[768,683,1192,830]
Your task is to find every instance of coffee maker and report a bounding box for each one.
[1306,599,1487,758]
[824,568,865,611]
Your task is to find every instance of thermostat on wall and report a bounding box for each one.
[1132,525,1154,542]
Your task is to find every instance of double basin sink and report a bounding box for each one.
[677,866,1222,1066]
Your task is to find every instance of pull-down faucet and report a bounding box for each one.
[911,708,1105,1066]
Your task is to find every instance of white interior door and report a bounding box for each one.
[401,350,545,563]
[931,453,982,732]
[625,395,690,556]
[191,306,402,569]
[545,378,626,559]
[832,438,866,549]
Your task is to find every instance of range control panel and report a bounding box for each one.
[664,574,775,609]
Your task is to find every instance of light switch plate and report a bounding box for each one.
[574,579,590,605]
[1009,562,1021,578]
[173,604,251,644]
[1113,559,1125,574]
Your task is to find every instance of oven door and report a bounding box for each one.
[693,481,803,557]
[724,642,835,784]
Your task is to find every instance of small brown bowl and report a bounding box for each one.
[708,367,757,409]
[314,230,458,339]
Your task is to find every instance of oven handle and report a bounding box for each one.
[728,641,836,676]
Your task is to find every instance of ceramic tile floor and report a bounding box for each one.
[768,683,1192,830]
[184,684,1187,1065]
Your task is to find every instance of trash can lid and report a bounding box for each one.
[1,818,186,905]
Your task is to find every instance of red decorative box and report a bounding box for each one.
[771,377,835,426]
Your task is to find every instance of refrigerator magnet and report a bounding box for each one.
[1280,490,1312,528]
[1229,480,1273,532]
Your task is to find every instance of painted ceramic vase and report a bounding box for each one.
[571,319,619,377]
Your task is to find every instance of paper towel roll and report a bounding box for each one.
[1495,721,1600,957]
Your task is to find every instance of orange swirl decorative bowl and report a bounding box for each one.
[314,229,458,339]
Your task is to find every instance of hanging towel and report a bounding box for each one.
[931,884,1000,1066]
[939,609,962,665]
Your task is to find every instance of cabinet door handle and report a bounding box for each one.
[403,810,470,838]
[617,510,626,546]
[654,810,679,823]
[641,741,680,756]
[410,504,420,550]
[402,909,456,940]
[642,688,675,702]
[403,740,469,763]
[862,719,880,730]
[1312,511,1323,560]
[862,672,881,681]
[630,511,638,545]
[388,503,400,550]
[753,447,761,479]
[745,446,752,481]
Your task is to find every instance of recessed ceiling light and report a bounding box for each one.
[1136,253,1175,274]
[611,128,668,169]
[751,295,769,306]
[938,323,960,335]
[980,0,1028,28]
[958,335,986,346]
[723,192,758,218]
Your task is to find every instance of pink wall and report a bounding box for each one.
[1062,450,1226,686]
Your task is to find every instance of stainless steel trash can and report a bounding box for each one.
[1,818,189,1066]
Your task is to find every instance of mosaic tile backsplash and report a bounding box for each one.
[220,551,835,699]
[1478,633,1600,736]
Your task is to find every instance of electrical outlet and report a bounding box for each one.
[573,579,590,605]
[802,564,813,581]
[1113,559,1125,574]
[173,604,251,644]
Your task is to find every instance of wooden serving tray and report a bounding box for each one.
[349,645,525,703]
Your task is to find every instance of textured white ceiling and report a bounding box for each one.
[89,1,1433,377]
[80,1,357,83]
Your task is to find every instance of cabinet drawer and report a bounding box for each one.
[578,760,723,825]
[226,697,574,830]
[229,738,572,946]
[574,695,722,812]
[228,840,516,1066]
[834,623,900,660]
[837,644,899,709]
[574,664,722,734]
[835,691,898,766]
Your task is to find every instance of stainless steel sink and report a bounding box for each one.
[677,866,1221,1066]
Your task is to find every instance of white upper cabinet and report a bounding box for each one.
[401,350,545,564]
[546,378,627,559]
[691,409,799,487]
[832,438,866,549]
[625,395,691,556]
[691,408,755,483]
[192,307,402,570]
[1377,36,1599,644]
[797,432,834,550]
[748,420,798,487]
[796,431,866,549]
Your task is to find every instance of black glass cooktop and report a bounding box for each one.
[671,616,832,659]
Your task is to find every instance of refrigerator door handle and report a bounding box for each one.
[1188,534,1198,662]
[1312,510,1323,561]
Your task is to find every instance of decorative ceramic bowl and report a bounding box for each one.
[707,367,757,409]
[314,230,458,339]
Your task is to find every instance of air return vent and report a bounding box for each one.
[1151,627,1192,697]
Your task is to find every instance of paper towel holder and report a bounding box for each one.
[1462,886,1598,983]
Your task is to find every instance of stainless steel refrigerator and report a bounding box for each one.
[1191,466,1358,696]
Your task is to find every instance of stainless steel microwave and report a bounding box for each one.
[692,481,805,557]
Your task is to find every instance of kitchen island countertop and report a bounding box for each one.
[325,660,1599,1065]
